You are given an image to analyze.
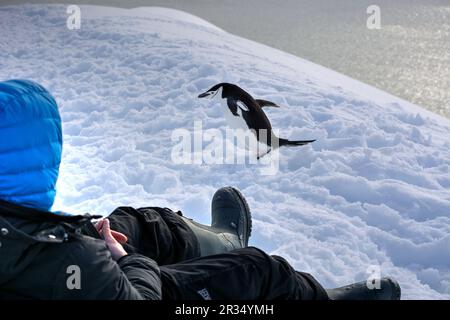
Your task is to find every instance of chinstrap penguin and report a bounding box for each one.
[198,83,315,159]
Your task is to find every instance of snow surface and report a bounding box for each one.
[1,4,450,299]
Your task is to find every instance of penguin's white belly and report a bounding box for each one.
[223,106,250,132]
[221,100,269,157]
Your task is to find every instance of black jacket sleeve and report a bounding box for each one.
[116,254,162,300]
[54,238,162,300]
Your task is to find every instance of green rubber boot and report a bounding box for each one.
[326,277,401,300]
[182,187,252,257]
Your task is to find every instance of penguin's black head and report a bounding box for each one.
[198,83,241,100]
[198,83,224,99]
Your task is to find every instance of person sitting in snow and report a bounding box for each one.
[0,79,401,300]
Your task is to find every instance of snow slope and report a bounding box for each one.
[1,4,450,299]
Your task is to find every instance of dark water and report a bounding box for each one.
[3,0,450,118]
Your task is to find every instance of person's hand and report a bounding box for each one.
[95,219,128,261]
[95,219,128,244]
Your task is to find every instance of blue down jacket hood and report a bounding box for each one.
[0,80,62,211]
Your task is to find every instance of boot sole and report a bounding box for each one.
[326,277,402,300]
[226,186,252,247]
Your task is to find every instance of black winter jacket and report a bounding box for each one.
[0,201,162,300]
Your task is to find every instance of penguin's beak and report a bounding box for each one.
[199,88,221,99]
[198,91,210,98]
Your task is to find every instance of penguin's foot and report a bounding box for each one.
[256,147,272,160]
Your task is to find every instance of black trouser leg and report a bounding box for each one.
[107,206,201,265]
[160,247,328,300]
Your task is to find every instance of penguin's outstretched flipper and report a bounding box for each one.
[279,138,316,147]
[255,99,281,108]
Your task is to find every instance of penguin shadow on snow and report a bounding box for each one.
[198,83,316,160]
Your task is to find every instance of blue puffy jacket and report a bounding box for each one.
[0,80,62,211]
